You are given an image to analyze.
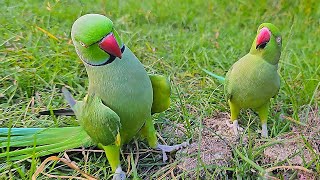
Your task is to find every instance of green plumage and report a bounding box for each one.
[83,47,153,144]
[0,127,92,160]
[225,53,280,109]
[227,23,282,138]
[149,74,171,114]
[76,94,121,145]
[204,23,282,138]
[1,14,174,179]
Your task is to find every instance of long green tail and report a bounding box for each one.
[201,68,225,83]
[0,126,93,161]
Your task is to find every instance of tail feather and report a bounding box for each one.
[0,128,44,136]
[1,133,90,160]
[0,126,93,160]
[6,140,87,160]
[201,68,225,83]
[38,109,75,116]
[62,87,76,107]
[2,138,82,158]
[37,87,77,116]
[0,127,84,148]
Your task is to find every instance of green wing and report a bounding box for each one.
[62,87,121,146]
[149,75,171,114]
[77,94,121,146]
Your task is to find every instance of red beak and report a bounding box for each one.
[99,33,122,59]
[256,27,271,49]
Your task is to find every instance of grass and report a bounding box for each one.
[0,0,319,179]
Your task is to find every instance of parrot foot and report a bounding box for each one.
[112,166,126,180]
[232,120,239,136]
[157,142,189,162]
[225,119,233,128]
[261,123,268,138]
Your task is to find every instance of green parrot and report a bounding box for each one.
[0,14,187,179]
[203,23,282,138]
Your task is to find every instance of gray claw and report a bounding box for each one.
[157,142,189,162]
[261,123,268,138]
[112,166,126,180]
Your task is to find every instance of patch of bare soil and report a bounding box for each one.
[175,112,245,178]
[281,170,318,180]
[171,106,319,178]
[263,106,320,166]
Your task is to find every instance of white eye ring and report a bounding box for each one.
[79,41,86,47]
[276,37,281,43]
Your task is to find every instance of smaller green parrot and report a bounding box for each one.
[203,23,282,138]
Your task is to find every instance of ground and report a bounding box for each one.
[0,0,319,179]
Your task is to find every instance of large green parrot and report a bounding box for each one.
[203,23,282,138]
[0,14,187,179]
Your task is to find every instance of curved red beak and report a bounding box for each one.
[256,27,271,49]
[99,33,122,59]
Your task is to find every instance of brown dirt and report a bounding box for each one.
[175,112,244,178]
[263,106,320,166]
[171,106,319,178]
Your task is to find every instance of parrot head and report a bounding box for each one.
[250,23,282,64]
[71,14,124,66]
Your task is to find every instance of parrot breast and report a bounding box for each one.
[85,47,153,143]
[225,54,280,109]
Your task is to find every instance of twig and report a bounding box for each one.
[264,174,280,180]
[157,165,176,180]
[281,115,307,126]
[134,140,140,172]
[32,156,97,180]
[265,165,313,173]
[41,172,87,180]
[35,26,60,41]
[156,132,167,145]
[126,155,131,175]
[170,167,177,180]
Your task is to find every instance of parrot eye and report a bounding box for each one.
[276,37,281,44]
[79,41,87,48]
